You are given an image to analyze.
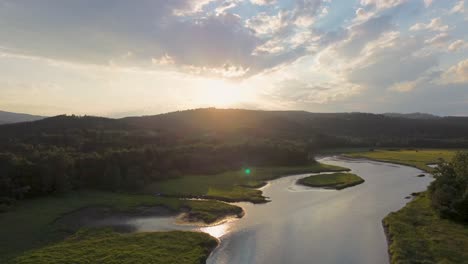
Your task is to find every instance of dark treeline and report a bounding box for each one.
[429,152,468,223]
[0,138,308,210]
[2,108,468,210]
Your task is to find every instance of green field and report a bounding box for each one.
[0,191,240,263]
[1,162,348,262]
[345,149,458,172]
[384,193,468,264]
[297,172,365,190]
[147,162,349,203]
[13,229,217,264]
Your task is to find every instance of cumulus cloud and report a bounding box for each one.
[0,0,333,79]
[425,33,451,46]
[448,40,467,52]
[424,0,433,8]
[450,0,465,14]
[247,12,288,35]
[388,79,420,92]
[442,59,468,83]
[250,0,276,5]
[360,0,407,10]
[410,17,449,31]
[1,0,467,115]
[356,8,367,18]
[268,78,362,106]
[346,33,438,89]
[336,15,395,57]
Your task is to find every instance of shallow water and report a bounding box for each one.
[126,157,433,264]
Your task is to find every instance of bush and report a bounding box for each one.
[429,152,468,222]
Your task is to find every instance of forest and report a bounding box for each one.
[2,108,468,209]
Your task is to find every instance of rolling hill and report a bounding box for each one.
[0,110,44,124]
[1,108,468,148]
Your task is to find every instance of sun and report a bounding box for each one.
[199,79,247,107]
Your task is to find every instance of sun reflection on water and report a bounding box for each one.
[199,223,230,238]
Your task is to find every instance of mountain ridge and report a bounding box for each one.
[0,110,45,124]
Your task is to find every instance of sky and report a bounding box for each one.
[0,0,467,117]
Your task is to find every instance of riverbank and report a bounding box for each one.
[13,229,218,264]
[1,162,349,263]
[297,172,364,190]
[0,191,241,263]
[343,149,468,263]
[383,192,468,263]
[147,162,349,203]
[344,149,458,172]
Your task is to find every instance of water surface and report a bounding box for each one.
[128,157,433,264]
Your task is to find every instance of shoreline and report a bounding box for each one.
[329,155,434,264]
[296,172,365,190]
[2,153,457,263]
[351,156,432,264]
[151,162,351,205]
[54,202,245,232]
[343,155,430,171]
[58,157,430,263]
[382,215,394,263]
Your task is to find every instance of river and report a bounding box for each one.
[126,156,433,264]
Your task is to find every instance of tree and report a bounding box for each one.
[429,152,468,222]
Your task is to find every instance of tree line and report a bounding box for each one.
[430,151,468,223]
[0,140,310,211]
[2,110,468,212]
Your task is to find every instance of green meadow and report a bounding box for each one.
[345,149,458,172]
[147,162,349,203]
[297,172,365,190]
[13,229,217,264]
[384,193,468,264]
[0,191,240,263]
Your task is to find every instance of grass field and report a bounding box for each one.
[297,172,365,190]
[345,149,459,172]
[13,229,217,264]
[0,191,240,263]
[383,193,468,264]
[1,162,348,262]
[147,162,349,203]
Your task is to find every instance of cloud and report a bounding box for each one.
[356,8,367,18]
[1,0,467,116]
[424,33,451,46]
[214,0,242,15]
[448,40,467,52]
[442,59,468,83]
[0,0,335,79]
[250,0,276,5]
[156,13,258,69]
[388,79,420,92]
[450,0,465,14]
[360,0,407,10]
[346,33,438,89]
[247,12,288,35]
[410,17,449,31]
[314,21,439,97]
[336,15,395,57]
[267,78,362,106]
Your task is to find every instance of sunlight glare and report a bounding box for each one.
[199,79,247,107]
[199,223,230,239]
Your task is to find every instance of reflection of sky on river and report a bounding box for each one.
[199,222,231,239]
[122,156,433,264]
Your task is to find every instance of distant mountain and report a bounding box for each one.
[383,112,440,120]
[0,110,45,124]
[2,108,468,148]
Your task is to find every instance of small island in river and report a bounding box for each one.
[297,172,365,190]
